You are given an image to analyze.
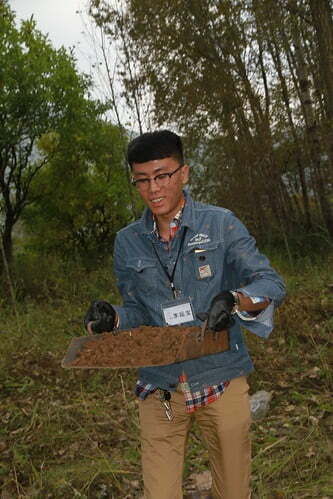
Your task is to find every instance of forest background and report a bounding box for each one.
[1,0,332,497]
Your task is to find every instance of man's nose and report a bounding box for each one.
[148,177,160,192]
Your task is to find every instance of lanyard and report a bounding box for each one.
[151,227,187,299]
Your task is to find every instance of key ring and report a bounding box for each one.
[158,389,174,421]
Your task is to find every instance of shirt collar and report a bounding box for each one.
[152,201,185,240]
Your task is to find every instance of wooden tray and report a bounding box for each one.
[62,325,229,368]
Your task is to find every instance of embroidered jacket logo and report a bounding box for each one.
[188,233,211,246]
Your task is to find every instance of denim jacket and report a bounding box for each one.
[113,192,285,391]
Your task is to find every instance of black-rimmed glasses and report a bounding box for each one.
[132,164,184,191]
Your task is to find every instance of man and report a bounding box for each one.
[84,130,285,499]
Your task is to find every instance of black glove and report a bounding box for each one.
[84,300,116,334]
[197,291,236,331]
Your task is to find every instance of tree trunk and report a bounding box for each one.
[309,0,333,182]
[1,215,14,267]
[267,24,312,229]
[289,13,333,237]
[309,0,333,120]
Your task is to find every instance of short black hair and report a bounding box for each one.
[127,130,184,168]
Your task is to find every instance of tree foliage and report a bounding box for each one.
[0,1,134,266]
[23,120,134,262]
[0,1,89,263]
[89,0,333,245]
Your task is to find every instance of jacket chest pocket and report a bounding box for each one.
[126,257,157,292]
[187,242,220,281]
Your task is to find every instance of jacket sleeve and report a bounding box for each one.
[112,232,149,330]
[224,212,286,338]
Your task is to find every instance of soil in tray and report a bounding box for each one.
[71,325,201,367]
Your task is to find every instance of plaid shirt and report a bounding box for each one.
[135,202,229,413]
[135,376,229,414]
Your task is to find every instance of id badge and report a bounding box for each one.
[162,298,194,326]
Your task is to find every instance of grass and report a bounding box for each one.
[0,251,332,498]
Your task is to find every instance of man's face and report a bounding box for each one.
[132,157,189,219]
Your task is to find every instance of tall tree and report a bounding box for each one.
[89,0,333,242]
[308,0,333,233]
[0,2,94,264]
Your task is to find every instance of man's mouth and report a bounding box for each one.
[151,197,164,204]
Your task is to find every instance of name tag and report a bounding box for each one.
[162,299,194,326]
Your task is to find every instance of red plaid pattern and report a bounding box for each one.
[178,372,230,413]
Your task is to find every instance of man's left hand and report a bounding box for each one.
[199,291,236,331]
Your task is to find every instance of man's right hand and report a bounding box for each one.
[84,300,117,334]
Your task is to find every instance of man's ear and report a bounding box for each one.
[182,164,190,184]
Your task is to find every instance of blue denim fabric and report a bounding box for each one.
[113,192,285,391]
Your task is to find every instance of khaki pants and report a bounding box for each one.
[138,376,251,499]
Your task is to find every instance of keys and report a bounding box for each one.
[158,390,174,421]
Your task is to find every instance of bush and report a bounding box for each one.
[4,250,120,304]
